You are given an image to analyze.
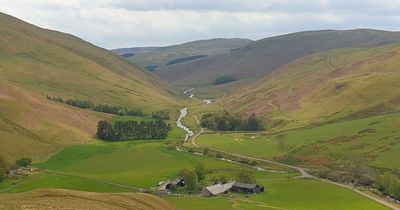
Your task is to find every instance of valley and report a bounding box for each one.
[1,8,400,210]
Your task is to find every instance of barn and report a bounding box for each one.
[201,182,234,197]
[230,182,264,194]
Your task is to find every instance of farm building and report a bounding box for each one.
[230,182,264,194]
[201,182,234,197]
[157,176,185,192]
[166,176,185,189]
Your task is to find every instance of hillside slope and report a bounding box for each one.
[0,12,177,109]
[221,44,400,129]
[0,12,177,162]
[0,189,177,210]
[113,38,252,72]
[158,29,400,85]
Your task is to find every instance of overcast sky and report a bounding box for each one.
[1,0,400,49]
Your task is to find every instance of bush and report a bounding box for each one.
[326,172,340,182]
[16,157,32,167]
[166,144,176,150]
[216,153,223,158]
[315,167,331,178]
[340,174,354,184]
[203,148,209,155]
[236,168,256,184]
[0,168,6,181]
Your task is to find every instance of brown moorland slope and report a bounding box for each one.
[221,44,400,129]
[159,29,400,86]
[0,189,177,210]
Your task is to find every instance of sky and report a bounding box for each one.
[1,0,400,49]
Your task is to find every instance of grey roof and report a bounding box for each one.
[205,182,234,195]
[171,176,184,185]
[233,182,257,189]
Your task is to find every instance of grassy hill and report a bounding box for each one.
[112,38,252,72]
[0,189,177,210]
[158,29,400,86]
[221,44,400,129]
[0,12,177,162]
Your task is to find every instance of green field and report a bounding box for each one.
[34,141,236,188]
[0,136,391,209]
[167,179,389,210]
[197,112,400,168]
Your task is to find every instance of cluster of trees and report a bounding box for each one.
[374,172,400,200]
[46,95,169,119]
[200,112,264,131]
[96,120,171,141]
[179,163,207,192]
[214,75,238,85]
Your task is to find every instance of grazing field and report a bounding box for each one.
[197,112,400,168]
[167,179,389,210]
[35,141,237,189]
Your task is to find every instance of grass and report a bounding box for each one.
[3,172,133,193]
[197,112,400,169]
[35,141,237,189]
[166,179,389,210]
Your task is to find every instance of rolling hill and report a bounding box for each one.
[0,12,177,162]
[158,29,400,86]
[112,38,252,72]
[221,44,400,129]
[0,189,177,210]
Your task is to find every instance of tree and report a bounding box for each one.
[184,170,198,192]
[218,174,228,184]
[96,120,116,141]
[0,168,6,181]
[16,157,32,167]
[195,163,206,182]
[342,154,368,184]
[247,113,260,131]
[236,168,256,184]
[0,157,8,171]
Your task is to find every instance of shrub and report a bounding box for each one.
[16,157,32,167]
[326,172,340,182]
[0,168,6,181]
[203,148,209,155]
[236,168,256,184]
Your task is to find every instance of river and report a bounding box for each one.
[176,88,212,142]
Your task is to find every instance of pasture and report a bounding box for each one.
[35,141,236,188]
[167,179,389,210]
[197,112,400,168]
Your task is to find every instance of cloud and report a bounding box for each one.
[0,0,400,48]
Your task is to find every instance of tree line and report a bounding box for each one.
[96,120,171,141]
[46,95,169,119]
[200,111,264,131]
[374,172,400,200]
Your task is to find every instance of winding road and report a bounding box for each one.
[177,88,400,210]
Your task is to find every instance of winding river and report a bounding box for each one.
[176,88,212,142]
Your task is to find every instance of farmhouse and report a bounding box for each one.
[201,182,234,197]
[230,182,264,194]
